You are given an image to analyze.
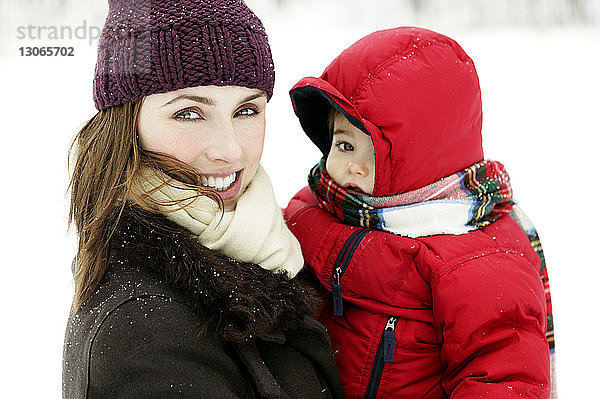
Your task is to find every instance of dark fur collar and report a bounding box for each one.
[109,207,319,342]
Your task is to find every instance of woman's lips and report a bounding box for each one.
[200,170,243,201]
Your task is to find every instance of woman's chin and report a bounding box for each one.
[222,201,237,212]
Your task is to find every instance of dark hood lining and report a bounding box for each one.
[291,86,370,155]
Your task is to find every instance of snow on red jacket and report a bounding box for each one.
[285,27,551,398]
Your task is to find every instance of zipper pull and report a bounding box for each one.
[383,316,397,363]
[332,267,343,316]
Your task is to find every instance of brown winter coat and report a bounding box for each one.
[62,209,342,398]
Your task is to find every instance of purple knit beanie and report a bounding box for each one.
[93,0,275,110]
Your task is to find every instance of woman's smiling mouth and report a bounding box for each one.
[200,170,243,201]
[200,171,238,191]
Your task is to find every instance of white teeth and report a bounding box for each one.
[201,172,237,191]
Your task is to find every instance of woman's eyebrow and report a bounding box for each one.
[161,95,216,108]
[161,92,266,108]
[239,93,267,104]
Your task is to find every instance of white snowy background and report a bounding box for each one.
[1,0,598,397]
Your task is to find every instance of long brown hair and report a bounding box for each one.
[68,100,221,309]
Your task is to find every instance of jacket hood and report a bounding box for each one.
[290,27,484,196]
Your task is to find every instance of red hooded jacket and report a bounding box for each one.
[285,27,551,398]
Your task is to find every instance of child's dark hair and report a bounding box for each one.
[327,107,343,138]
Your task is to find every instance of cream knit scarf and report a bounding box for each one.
[130,165,304,278]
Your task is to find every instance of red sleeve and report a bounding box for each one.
[284,187,360,289]
[283,186,316,222]
[284,187,425,316]
[432,252,551,398]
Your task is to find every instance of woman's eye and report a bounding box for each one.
[236,107,258,117]
[336,141,354,152]
[174,108,202,121]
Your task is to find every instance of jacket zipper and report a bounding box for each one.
[364,316,398,399]
[332,228,369,316]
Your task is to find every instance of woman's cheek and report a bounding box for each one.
[150,127,205,165]
[240,118,266,161]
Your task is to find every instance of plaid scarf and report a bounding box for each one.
[308,159,515,237]
[308,159,555,393]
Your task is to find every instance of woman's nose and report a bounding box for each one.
[204,119,242,163]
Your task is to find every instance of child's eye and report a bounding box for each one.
[174,108,202,122]
[236,106,259,117]
[336,141,354,152]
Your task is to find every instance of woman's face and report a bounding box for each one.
[138,85,268,212]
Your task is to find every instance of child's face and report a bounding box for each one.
[326,113,375,195]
